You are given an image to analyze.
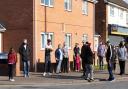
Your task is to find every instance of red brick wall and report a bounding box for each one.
[0,0,34,70]
[95,0,107,43]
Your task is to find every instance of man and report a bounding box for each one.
[80,42,88,77]
[106,41,115,81]
[43,39,53,76]
[19,39,30,78]
[97,42,106,70]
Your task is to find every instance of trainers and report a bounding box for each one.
[43,72,46,76]
[10,79,15,82]
[48,72,52,75]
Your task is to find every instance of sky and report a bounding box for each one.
[123,0,128,4]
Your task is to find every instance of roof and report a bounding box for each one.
[107,0,128,9]
[0,24,6,32]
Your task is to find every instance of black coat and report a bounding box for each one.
[81,45,93,64]
[19,43,30,61]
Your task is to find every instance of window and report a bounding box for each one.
[65,34,71,49]
[41,0,53,7]
[110,6,114,17]
[41,32,54,49]
[120,10,123,19]
[82,1,88,15]
[64,0,72,11]
[126,13,128,24]
[82,34,88,42]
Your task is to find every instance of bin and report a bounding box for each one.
[0,53,8,76]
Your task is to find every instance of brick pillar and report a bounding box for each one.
[15,53,21,76]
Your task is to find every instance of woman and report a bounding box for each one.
[117,41,127,75]
[55,44,63,74]
[8,48,17,81]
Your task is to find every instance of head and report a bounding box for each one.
[23,39,27,45]
[9,47,15,53]
[106,41,110,46]
[99,42,103,45]
[75,43,79,47]
[58,44,61,49]
[47,39,51,45]
[119,41,125,47]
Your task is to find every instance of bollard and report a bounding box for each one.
[15,53,21,76]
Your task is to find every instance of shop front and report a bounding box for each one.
[108,24,128,46]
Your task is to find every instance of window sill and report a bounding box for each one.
[40,4,54,8]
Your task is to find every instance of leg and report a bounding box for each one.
[56,60,62,73]
[101,57,104,70]
[90,65,94,80]
[119,61,123,75]
[26,61,30,76]
[107,63,114,80]
[8,64,12,79]
[47,60,51,73]
[85,64,89,79]
[23,61,27,77]
[122,61,125,74]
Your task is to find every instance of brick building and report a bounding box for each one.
[0,0,96,72]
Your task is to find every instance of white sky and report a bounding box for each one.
[123,0,128,4]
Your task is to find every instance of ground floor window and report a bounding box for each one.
[65,33,72,49]
[41,32,54,50]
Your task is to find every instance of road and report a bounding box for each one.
[1,80,128,89]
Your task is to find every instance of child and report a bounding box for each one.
[75,54,80,72]
[8,48,17,81]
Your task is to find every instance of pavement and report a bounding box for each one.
[0,62,128,86]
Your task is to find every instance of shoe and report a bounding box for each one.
[24,74,27,78]
[48,72,52,75]
[10,79,15,82]
[43,72,46,76]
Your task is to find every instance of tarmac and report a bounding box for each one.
[0,62,128,86]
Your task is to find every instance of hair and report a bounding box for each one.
[9,47,15,54]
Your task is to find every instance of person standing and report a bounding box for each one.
[82,42,94,81]
[80,42,88,76]
[117,41,127,75]
[55,44,63,74]
[43,39,53,76]
[73,43,80,71]
[62,42,69,73]
[106,41,115,81]
[19,39,30,78]
[97,42,106,70]
[8,48,17,81]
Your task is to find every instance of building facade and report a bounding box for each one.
[0,0,95,72]
[96,0,128,45]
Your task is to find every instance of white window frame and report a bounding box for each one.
[41,32,54,50]
[65,33,72,49]
[126,13,128,24]
[64,0,72,11]
[120,9,123,19]
[110,6,114,17]
[82,34,88,42]
[41,0,54,7]
[82,1,88,15]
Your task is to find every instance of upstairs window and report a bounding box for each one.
[120,9,123,19]
[64,0,72,11]
[82,1,88,15]
[41,0,54,7]
[110,6,114,17]
[126,13,128,24]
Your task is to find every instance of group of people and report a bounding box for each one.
[7,39,30,81]
[7,38,128,82]
[97,41,128,81]
[43,40,69,76]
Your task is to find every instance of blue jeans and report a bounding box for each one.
[107,63,114,80]
[23,61,30,76]
[56,60,62,73]
[85,64,94,79]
